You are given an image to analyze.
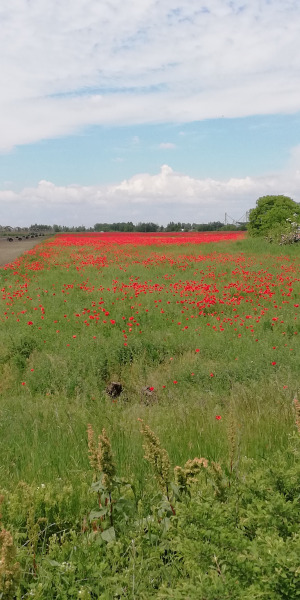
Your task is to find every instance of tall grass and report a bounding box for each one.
[0,235,299,491]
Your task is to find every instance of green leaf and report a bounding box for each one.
[89,508,108,520]
[91,479,105,493]
[47,559,63,568]
[101,526,116,542]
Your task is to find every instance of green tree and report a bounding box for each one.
[248,195,300,237]
[165,221,182,231]
[135,222,159,232]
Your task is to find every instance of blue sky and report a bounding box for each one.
[1,0,300,226]
[1,114,299,189]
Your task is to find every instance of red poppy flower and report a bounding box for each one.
[271,361,277,366]
[215,415,221,420]
[27,321,33,325]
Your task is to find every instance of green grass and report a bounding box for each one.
[0,234,300,598]
[0,235,299,490]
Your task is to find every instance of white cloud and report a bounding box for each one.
[159,142,176,149]
[1,150,300,226]
[1,1,300,149]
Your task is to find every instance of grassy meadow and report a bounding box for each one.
[0,231,299,598]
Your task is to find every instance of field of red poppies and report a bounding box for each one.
[0,231,299,598]
[1,230,299,478]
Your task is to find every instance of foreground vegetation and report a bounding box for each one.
[0,232,299,598]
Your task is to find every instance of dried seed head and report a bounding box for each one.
[97,429,116,490]
[0,528,20,595]
[139,420,170,492]
[174,466,187,487]
[184,457,209,479]
[293,398,300,434]
[87,424,99,477]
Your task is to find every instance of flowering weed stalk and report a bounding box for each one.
[293,398,300,434]
[138,419,171,499]
[0,495,20,598]
[87,425,135,540]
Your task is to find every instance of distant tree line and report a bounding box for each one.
[94,221,247,232]
[26,221,246,233]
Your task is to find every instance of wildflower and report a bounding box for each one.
[27,321,33,325]
[173,380,178,384]
[210,372,214,377]
[110,319,115,324]
[21,382,26,386]
[72,335,76,338]
[271,361,277,366]
[195,348,200,353]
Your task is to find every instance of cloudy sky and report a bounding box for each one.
[1,0,300,227]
